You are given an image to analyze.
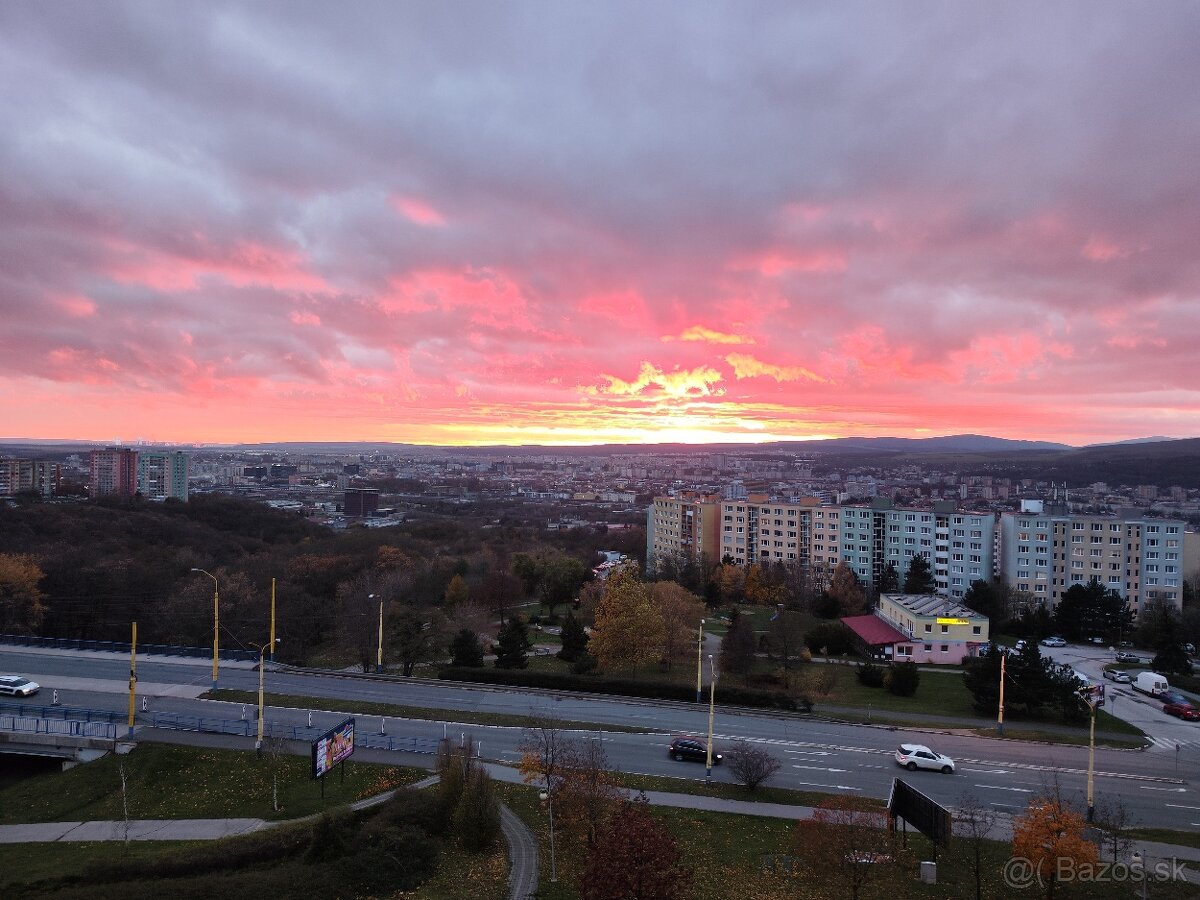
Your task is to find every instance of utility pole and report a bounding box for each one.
[997,649,1006,736]
[696,619,705,702]
[270,578,276,662]
[191,568,219,691]
[706,654,718,783]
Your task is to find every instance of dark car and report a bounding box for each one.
[668,737,722,764]
[1163,700,1200,721]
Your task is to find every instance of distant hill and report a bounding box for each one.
[776,434,1072,454]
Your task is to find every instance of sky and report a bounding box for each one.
[2,2,1199,448]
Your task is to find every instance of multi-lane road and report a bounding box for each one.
[3,645,1199,830]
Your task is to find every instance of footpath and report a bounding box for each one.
[3,761,1200,897]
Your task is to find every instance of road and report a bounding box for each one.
[3,645,1199,830]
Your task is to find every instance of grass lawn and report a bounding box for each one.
[0,743,425,824]
[0,841,202,892]
[205,689,652,734]
[607,769,880,812]
[498,782,1198,899]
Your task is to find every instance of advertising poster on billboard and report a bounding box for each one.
[312,717,355,779]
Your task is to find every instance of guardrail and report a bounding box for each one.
[147,712,441,754]
[0,714,117,740]
[0,633,257,661]
[0,701,123,724]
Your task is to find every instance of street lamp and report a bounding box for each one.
[695,618,705,702]
[706,654,718,783]
[996,647,1006,736]
[372,593,384,673]
[1078,685,1100,822]
[251,638,281,756]
[191,568,219,691]
[539,789,557,882]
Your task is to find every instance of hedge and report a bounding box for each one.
[436,667,813,713]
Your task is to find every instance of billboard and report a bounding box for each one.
[312,717,355,778]
[888,778,952,848]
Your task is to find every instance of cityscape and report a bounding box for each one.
[3,2,1200,899]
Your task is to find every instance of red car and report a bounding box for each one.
[1163,700,1200,721]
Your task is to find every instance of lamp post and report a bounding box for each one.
[695,618,705,702]
[252,639,281,756]
[373,593,384,673]
[706,654,718,783]
[191,568,219,691]
[539,789,557,883]
[996,647,1006,736]
[1078,686,1099,822]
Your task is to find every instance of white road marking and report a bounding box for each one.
[1166,804,1200,811]
[961,768,1010,775]
[792,765,848,773]
[1140,786,1187,793]
[784,750,832,756]
[975,784,1033,793]
[791,780,862,791]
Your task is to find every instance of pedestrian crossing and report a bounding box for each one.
[1147,736,1200,751]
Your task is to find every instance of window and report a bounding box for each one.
[924,623,932,633]
[940,624,949,634]
[972,626,981,635]
[940,645,949,653]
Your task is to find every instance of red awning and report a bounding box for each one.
[841,614,910,646]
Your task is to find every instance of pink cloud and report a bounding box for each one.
[390,195,447,227]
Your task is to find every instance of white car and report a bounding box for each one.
[1040,636,1067,648]
[895,743,955,774]
[0,675,41,697]
[1103,669,1131,683]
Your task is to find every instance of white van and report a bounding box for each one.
[1133,672,1170,697]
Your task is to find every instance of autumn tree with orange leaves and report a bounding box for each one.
[1011,795,1097,899]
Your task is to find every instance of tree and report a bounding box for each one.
[449,628,485,668]
[794,796,892,900]
[903,554,935,594]
[1011,794,1097,899]
[579,796,693,900]
[828,561,867,615]
[650,581,704,671]
[714,564,746,605]
[493,617,531,669]
[961,648,1003,716]
[0,553,46,634]
[510,552,542,598]
[557,611,590,662]
[1055,579,1130,641]
[955,792,999,900]
[744,564,783,606]
[719,616,756,682]
[1153,642,1193,677]
[557,737,627,847]
[478,569,522,626]
[539,554,589,617]
[885,661,920,697]
[389,604,445,676]
[589,566,665,672]
[876,562,900,595]
[452,767,501,852]
[804,621,855,656]
[962,579,1006,622]
[764,609,806,669]
[1092,795,1135,863]
[442,574,469,608]
[725,741,781,791]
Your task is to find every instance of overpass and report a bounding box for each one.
[0,703,130,767]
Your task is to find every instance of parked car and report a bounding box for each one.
[1040,636,1067,648]
[1013,640,1028,653]
[668,737,722,764]
[1088,637,1106,646]
[895,743,955,774]
[1115,651,1143,664]
[1103,669,1131,683]
[0,675,40,697]
[1163,698,1200,721]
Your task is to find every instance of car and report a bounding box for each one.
[0,675,40,697]
[1163,699,1200,721]
[895,743,955,774]
[668,737,722,764]
[1013,640,1027,652]
[1103,669,1131,683]
[1040,636,1067,648]
[1088,637,1106,646]
[1115,651,1143,664]
[1185,643,1197,656]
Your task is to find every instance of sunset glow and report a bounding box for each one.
[2,4,1198,446]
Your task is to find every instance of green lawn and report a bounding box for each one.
[0,743,424,824]
[0,841,202,892]
[205,689,652,734]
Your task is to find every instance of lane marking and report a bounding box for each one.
[975,784,1033,793]
[1167,804,1200,811]
[1139,786,1187,793]
[792,780,862,791]
[791,765,847,773]
[961,768,1010,775]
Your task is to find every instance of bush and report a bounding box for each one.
[856,662,885,687]
[886,661,920,697]
[343,825,439,892]
[571,651,598,675]
[437,667,808,712]
[452,769,501,852]
[804,621,856,656]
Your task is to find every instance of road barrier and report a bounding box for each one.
[0,700,123,724]
[0,633,257,661]
[147,711,441,754]
[0,714,117,740]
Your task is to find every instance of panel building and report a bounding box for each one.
[137,450,189,502]
[717,496,841,576]
[646,492,722,572]
[998,503,1188,615]
[0,459,61,498]
[89,448,138,499]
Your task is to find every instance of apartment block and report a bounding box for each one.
[137,450,189,502]
[0,459,61,497]
[646,492,722,571]
[998,504,1188,615]
[717,496,841,575]
[838,500,995,599]
[89,448,138,499]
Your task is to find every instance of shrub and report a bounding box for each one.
[856,662,885,687]
[886,661,920,697]
[571,651,598,675]
[804,621,856,656]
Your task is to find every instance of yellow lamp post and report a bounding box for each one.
[252,639,281,756]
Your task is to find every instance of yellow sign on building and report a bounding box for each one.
[936,617,971,626]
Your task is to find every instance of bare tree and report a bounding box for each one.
[725,741,782,791]
[956,792,999,900]
[1093,795,1136,863]
[558,737,627,847]
[794,797,893,900]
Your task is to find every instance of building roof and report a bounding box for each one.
[881,593,983,621]
[841,614,910,646]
